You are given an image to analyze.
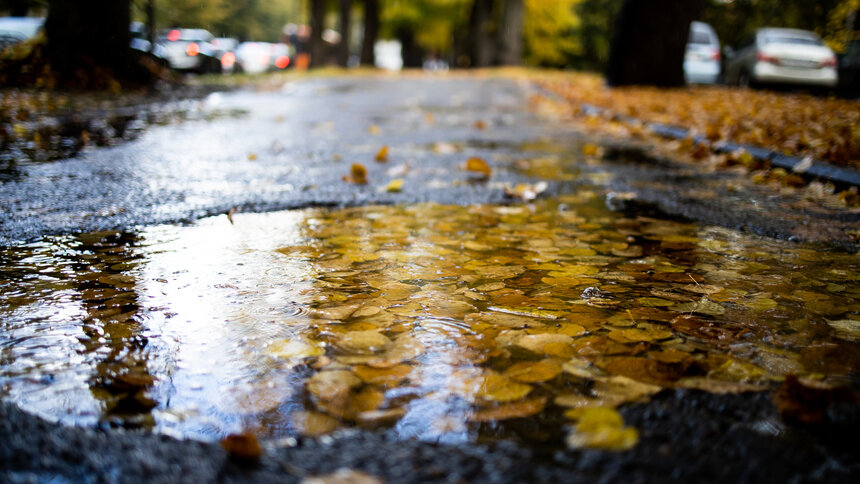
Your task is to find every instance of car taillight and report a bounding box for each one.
[275,55,290,69]
[221,52,235,68]
[711,49,721,61]
[821,56,837,68]
[756,51,780,65]
[167,29,180,42]
[186,43,200,57]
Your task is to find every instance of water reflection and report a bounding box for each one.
[1,194,859,445]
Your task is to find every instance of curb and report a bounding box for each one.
[580,102,860,188]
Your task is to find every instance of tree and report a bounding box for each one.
[522,0,582,67]
[337,0,353,66]
[468,0,495,67]
[309,0,326,67]
[44,0,133,80]
[606,0,703,87]
[497,0,523,65]
[360,0,379,66]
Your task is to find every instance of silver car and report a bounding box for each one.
[724,28,838,88]
[684,21,721,85]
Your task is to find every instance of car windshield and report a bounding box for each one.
[762,33,823,46]
[0,18,42,39]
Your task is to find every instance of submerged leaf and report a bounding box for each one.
[566,407,638,451]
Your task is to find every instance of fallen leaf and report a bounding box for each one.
[467,397,547,422]
[375,146,389,162]
[343,164,368,184]
[291,411,340,437]
[566,407,638,451]
[268,339,325,359]
[464,157,492,177]
[384,179,404,192]
[220,432,264,460]
[503,359,563,383]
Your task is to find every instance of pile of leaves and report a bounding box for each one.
[536,72,860,170]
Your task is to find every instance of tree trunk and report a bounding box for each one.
[397,27,423,68]
[469,0,495,67]
[337,0,352,67]
[606,0,703,87]
[7,0,29,16]
[360,0,379,66]
[45,0,132,76]
[497,0,523,65]
[145,0,156,52]
[309,0,327,68]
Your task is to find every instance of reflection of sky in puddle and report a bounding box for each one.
[1,194,859,444]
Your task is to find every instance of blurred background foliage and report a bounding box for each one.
[2,0,858,70]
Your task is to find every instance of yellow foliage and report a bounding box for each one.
[524,0,583,66]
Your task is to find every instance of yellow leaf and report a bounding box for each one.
[566,407,639,451]
[582,143,600,157]
[375,146,389,162]
[467,397,547,422]
[464,157,492,177]
[503,359,563,383]
[267,339,325,359]
[368,125,381,135]
[291,411,340,437]
[335,330,392,355]
[385,178,404,192]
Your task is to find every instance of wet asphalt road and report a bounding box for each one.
[2,75,860,482]
[0,76,587,245]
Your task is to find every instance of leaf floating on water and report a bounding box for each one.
[291,411,340,437]
[743,297,778,312]
[374,146,389,162]
[384,178,404,193]
[368,125,381,135]
[353,364,412,386]
[504,359,563,383]
[307,370,362,402]
[473,120,488,130]
[671,298,726,316]
[336,330,392,355]
[476,373,533,402]
[566,407,638,451]
[827,319,860,341]
[343,163,368,184]
[268,339,325,359]
[467,397,547,422]
[464,157,492,177]
[220,432,264,461]
[489,305,563,320]
[247,153,257,161]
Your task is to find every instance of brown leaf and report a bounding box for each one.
[343,164,368,184]
[374,146,389,162]
[220,432,264,461]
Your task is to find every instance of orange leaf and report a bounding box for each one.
[465,157,492,177]
[375,146,389,162]
[343,163,368,184]
[220,432,264,460]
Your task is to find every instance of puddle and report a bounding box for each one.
[1,193,859,446]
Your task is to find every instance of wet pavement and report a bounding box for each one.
[1,75,860,482]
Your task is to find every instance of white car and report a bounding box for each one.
[724,28,838,88]
[685,21,721,85]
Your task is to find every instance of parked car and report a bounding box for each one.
[234,42,274,74]
[158,28,222,74]
[0,16,43,50]
[684,21,721,85]
[129,21,168,68]
[212,37,239,73]
[724,28,838,89]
